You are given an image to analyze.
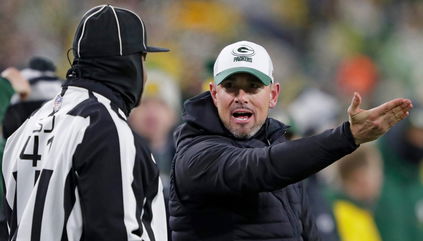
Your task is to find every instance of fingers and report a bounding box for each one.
[372,98,413,117]
[348,92,362,115]
[377,103,411,133]
[392,103,412,118]
[384,105,411,127]
[402,100,413,111]
[1,67,20,79]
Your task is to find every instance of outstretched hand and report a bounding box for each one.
[348,92,413,145]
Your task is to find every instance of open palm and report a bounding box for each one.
[348,92,413,145]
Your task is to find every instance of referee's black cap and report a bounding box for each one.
[72,4,169,58]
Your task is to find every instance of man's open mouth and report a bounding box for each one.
[232,111,253,121]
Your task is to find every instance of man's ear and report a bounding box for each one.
[269,82,280,108]
[209,82,218,106]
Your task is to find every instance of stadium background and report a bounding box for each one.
[2,0,423,111]
[2,0,423,240]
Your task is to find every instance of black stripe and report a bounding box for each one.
[29,76,59,85]
[131,144,144,238]
[131,134,161,240]
[110,103,126,122]
[34,171,40,185]
[69,95,127,240]
[0,173,11,240]
[31,170,53,241]
[9,172,18,240]
[136,135,160,241]
[60,169,77,241]
[141,178,158,241]
[88,91,96,100]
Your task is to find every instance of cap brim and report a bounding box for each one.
[146,46,170,52]
[214,67,273,86]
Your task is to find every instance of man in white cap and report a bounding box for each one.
[169,40,413,241]
[1,5,168,241]
[2,56,63,139]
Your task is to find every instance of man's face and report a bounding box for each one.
[210,73,280,139]
[129,98,176,144]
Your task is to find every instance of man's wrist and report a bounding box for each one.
[347,121,361,146]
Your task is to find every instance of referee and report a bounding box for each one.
[1,5,168,241]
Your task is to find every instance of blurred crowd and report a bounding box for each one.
[1,0,423,240]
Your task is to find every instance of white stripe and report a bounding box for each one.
[109,5,123,55]
[65,189,83,241]
[151,153,157,164]
[116,7,147,50]
[150,178,168,241]
[118,108,127,120]
[80,4,106,20]
[139,197,151,241]
[77,5,107,57]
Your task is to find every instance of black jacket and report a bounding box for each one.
[169,92,358,241]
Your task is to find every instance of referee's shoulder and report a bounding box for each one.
[67,92,115,121]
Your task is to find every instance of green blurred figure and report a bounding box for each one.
[374,105,423,241]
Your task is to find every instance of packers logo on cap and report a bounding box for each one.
[232,45,254,63]
[232,46,255,57]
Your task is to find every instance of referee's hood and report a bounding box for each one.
[65,4,168,116]
[66,55,144,116]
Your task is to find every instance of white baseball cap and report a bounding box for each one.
[213,40,274,85]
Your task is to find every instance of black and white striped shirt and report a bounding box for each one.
[2,86,167,241]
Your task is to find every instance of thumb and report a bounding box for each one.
[348,92,361,114]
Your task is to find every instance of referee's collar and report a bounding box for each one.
[63,78,129,116]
